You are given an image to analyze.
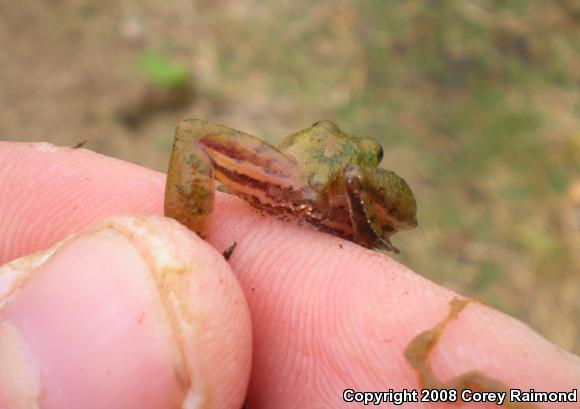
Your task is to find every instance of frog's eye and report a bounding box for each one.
[358,138,383,165]
[377,144,384,162]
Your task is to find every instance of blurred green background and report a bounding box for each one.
[1,1,579,353]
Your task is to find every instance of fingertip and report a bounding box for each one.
[0,215,252,409]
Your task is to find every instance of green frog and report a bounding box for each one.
[164,119,417,253]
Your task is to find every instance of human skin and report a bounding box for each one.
[0,142,579,409]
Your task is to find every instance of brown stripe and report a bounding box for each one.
[202,140,289,177]
[213,160,356,242]
[213,163,308,213]
[236,190,308,220]
[213,162,302,204]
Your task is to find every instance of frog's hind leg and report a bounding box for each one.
[165,121,215,237]
[343,165,400,253]
[165,119,304,237]
[191,120,307,215]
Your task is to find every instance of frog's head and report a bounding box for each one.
[312,120,384,168]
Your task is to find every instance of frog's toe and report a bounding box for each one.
[375,236,400,254]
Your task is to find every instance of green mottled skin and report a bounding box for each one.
[278,121,381,188]
[164,119,417,253]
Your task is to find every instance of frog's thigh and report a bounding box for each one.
[164,121,215,238]
[197,129,300,188]
[165,119,302,237]
[181,120,303,197]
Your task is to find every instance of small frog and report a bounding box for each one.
[164,119,417,253]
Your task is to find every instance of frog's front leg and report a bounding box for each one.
[165,119,302,238]
[343,165,401,253]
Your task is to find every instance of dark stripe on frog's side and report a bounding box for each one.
[234,190,306,219]
[213,160,357,243]
[201,139,293,178]
[212,161,305,205]
[212,161,307,209]
[218,164,355,239]
[237,189,354,240]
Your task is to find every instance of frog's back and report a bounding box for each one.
[277,122,363,190]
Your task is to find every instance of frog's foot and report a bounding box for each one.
[375,236,400,254]
[343,165,399,253]
[165,121,215,237]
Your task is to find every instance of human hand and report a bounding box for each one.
[1,142,579,408]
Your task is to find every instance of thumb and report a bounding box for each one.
[0,215,252,409]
